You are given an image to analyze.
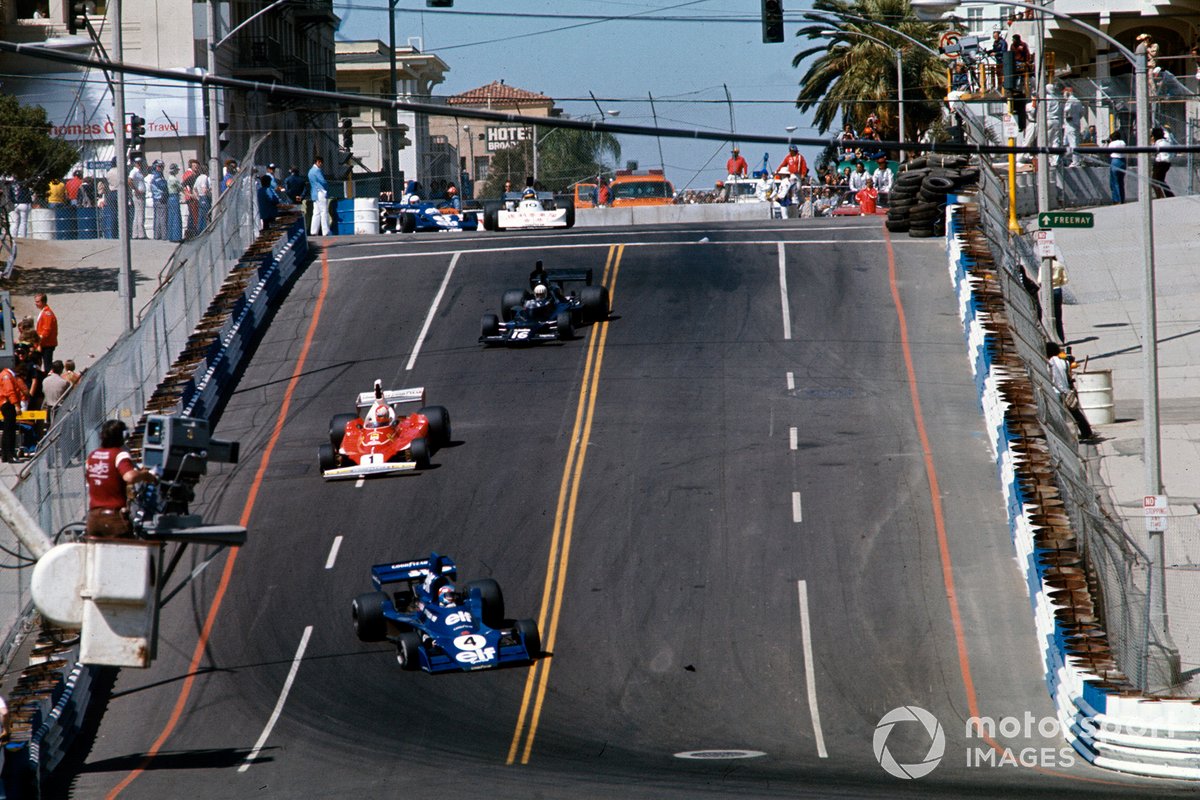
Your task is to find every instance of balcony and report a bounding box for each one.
[230,36,285,81]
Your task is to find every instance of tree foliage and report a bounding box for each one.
[0,94,79,192]
[481,126,620,197]
[792,0,952,143]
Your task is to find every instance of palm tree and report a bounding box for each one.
[793,0,951,144]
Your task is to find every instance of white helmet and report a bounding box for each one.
[533,284,548,300]
[365,401,394,429]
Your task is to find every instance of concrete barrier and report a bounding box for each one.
[576,202,778,227]
[946,200,1200,780]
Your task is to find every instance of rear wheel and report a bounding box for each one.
[318,443,338,473]
[563,199,576,228]
[556,311,574,341]
[501,289,527,321]
[400,212,416,233]
[467,578,505,628]
[579,285,610,324]
[516,618,541,658]
[329,413,357,448]
[419,406,450,448]
[396,631,422,671]
[410,437,431,469]
[481,313,500,338]
[352,592,388,642]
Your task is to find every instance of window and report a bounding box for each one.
[966,7,983,33]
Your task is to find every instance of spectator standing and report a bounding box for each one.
[65,170,84,206]
[257,175,278,229]
[726,147,749,178]
[46,177,66,207]
[166,164,183,242]
[1046,343,1094,441]
[848,161,869,193]
[181,159,200,237]
[283,166,306,204]
[1044,84,1062,166]
[34,293,57,373]
[597,177,610,207]
[1081,124,1097,145]
[42,360,70,418]
[128,158,147,238]
[445,183,461,211]
[85,419,157,537]
[0,361,28,463]
[194,165,211,235]
[1061,87,1084,166]
[872,156,893,201]
[12,181,31,238]
[308,157,329,236]
[103,162,121,238]
[776,145,809,180]
[1010,34,1031,91]
[62,360,81,387]
[149,161,168,240]
[991,29,1007,87]
[1107,132,1127,204]
[1151,126,1173,198]
[855,178,878,215]
[1050,256,1068,342]
[222,159,238,192]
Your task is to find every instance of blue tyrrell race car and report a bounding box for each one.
[381,200,479,233]
[352,553,540,673]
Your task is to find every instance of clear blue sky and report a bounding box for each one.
[334,0,823,191]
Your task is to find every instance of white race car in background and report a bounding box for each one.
[483,191,575,231]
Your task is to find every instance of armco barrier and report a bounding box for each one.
[946,198,1200,779]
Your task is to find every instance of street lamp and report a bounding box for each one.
[914,0,1169,674]
[820,28,906,161]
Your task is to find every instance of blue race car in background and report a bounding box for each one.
[380,200,479,233]
[352,552,540,673]
[479,262,610,345]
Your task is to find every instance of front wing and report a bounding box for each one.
[322,461,418,481]
[479,324,559,345]
[495,208,568,230]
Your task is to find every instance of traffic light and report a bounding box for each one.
[67,0,88,35]
[218,121,230,151]
[395,123,411,150]
[426,0,453,6]
[341,117,353,150]
[762,0,784,44]
[128,114,146,161]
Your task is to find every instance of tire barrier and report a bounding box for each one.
[886,153,979,239]
[946,199,1200,780]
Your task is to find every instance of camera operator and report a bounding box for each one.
[85,420,157,538]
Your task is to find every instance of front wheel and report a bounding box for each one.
[579,285,609,324]
[318,443,338,473]
[352,592,388,642]
[556,311,574,341]
[410,437,431,469]
[481,313,500,338]
[515,618,541,658]
[419,406,451,448]
[329,413,357,448]
[396,631,422,671]
[400,212,416,233]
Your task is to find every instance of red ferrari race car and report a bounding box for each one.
[318,381,451,480]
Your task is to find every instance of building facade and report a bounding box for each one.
[0,0,339,180]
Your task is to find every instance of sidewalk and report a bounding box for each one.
[0,237,176,486]
[1048,195,1200,692]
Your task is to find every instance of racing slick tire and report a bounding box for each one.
[396,631,423,671]
[563,199,576,229]
[555,311,574,341]
[400,212,416,234]
[329,413,358,448]
[515,618,541,658]
[419,406,451,448]
[318,443,339,473]
[501,289,528,321]
[579,285,610,324]
[483,203,500,231]
[410,437,432,469]
[353,592,388,642]
[466,578,505,628]
[481,313,500,338]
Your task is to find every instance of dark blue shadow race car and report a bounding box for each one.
[381,200,479,233]
[352,552,540,673]
[479,262,610,345]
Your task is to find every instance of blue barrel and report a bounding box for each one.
[333,198,355,235]
[75,206,99,239]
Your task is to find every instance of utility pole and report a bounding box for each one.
[113,0,133,332]
[207,0,221,201]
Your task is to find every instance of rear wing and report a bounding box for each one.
[370,553,457,589]
[546,269,593,286]
[356,379,426,410]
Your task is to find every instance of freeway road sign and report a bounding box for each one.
[1038,211,1094,228]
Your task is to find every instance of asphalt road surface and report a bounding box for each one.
[57,221,1196,799]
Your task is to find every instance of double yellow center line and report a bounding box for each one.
[506,244,624,765]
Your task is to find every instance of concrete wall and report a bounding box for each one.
[576,202,779,227]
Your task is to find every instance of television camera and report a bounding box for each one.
[131,414,241,540]
[940,34,984,65]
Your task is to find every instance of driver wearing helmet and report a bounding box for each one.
[522,186,538,200]
[364,400,395,429]
[437,583,457,607]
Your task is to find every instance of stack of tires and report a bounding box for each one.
[884,154,980,238]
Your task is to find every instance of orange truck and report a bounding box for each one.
[608,169,675,207]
